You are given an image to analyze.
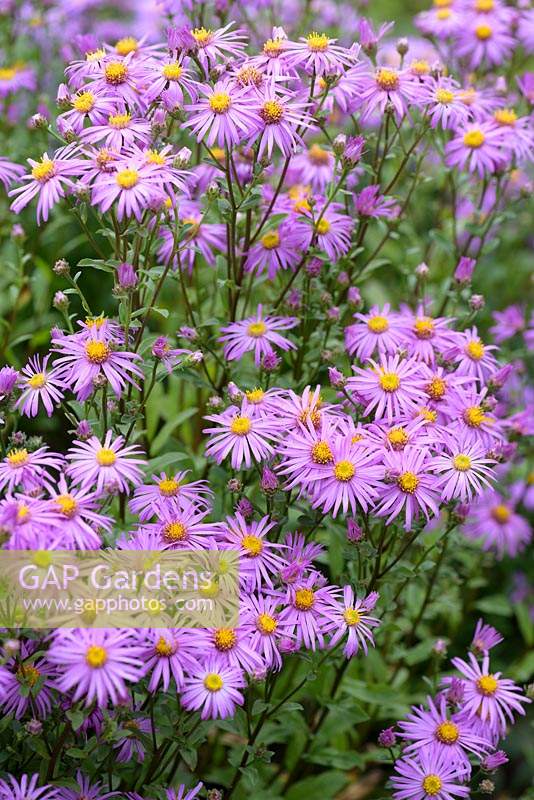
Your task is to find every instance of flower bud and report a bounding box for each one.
[343,135,365,167]
[25,719,43,735]
[207,181,221,200]
[481,751,508,772]
[347,518,363,543]
[11,223,25,241]
[260,467,278,494]
[53,291,69,312]
[328,367,346,388]
[415,261,429,278]
[175,146,192,167]
[116,261,138,291]
[433,639,447,655]
[327,306,340,321]
[337,271,349,286]
[0,366,18,398]
[305,258,322,278]
[227,382,242,402]
[332,133,347,157]
[235,497,253,519]
[207,395,223,409]
[178,326,198,341]
[28,113,48,130]
[76,420,93,439]
[469,294,485,311]
[454,256,476,284]
[348,286,362,307]
[3,638,20,656]
[56,82,71,108]
[378,727,396,747]
[262,351,281,372]
[396,37,409,56]
[53,258,70,276]
[478,780,495,795]
[227,478,242,493]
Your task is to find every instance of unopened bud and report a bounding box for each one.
[53,258,70,276]
[53,291,69,312]
[469,294,485,311]
[396,37,409,56]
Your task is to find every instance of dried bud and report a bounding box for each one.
[260,467,278,494]
[328,367,346,388]
[469,294,485,311]
[53,258,70,276]
[478,780,495,795]
[227,478,242,493]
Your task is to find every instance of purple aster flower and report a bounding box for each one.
[180,659,245,719]
[158,199,227,272]
[0,157,24,190]
[183,79,259,149]
[310,202,354,260]
[448,652,531,736]
[376,446,440,529]
[355,185,399,219]
[0,365,18,399]
[47,476,112,549]
[220,513,286,590]
[290,144,335,191]
[471,619,503,655]
[91,157,159,221]
[48,629,145,707]
[279,578,340,651]
[137,628,199,692]
[445,122,508,177]
[442,386,503,448]
[481,750,508,771]
[0,643,56,719]
[0,444,63,494]
[219,304,297,366]
[165,784,203,800]
[113,715,152,763]
[349,354,426,423]
[86,54,146,109]
[420,76,471,129]
[398,695,492,778]
[0,494,63,549]
[190,623,264,674]
[357,67,421,122]
[143,57,200,105]
[456,18,516,69]
[391,749,470,800]
[56,770,118,799]
[0,774,59,800]
[490,305,525,343]
[489,107,534,163]
[345,304,404,361]
[251,86,315,158]
[446,327,499,384]
[15,354,65,418]
[454,257,476,284]
[241,593,287,670]
[66,430,146,493]
[80,108,152,150]
[244,221,307,281]
[429,433,496,503]
[10,147,84,224]
[322,587,381,657]
[129,470,212,521]
[189,22,247,72]
[462,488,532,558]
[285,31,357,75]
[204,400,279,470]
[52,327,143,401]
[0,62,36,95]
[140,499,221,550]
[397,305,459,364]
[57,89,117,135]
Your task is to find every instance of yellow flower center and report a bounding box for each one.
[398,471,419,493]
[247,321,267,337]
[436,8,451,19]
[379,372,400,392]
[108,112,131,128]
[191,27,212,45]
[115,37,138,56]
[411,59,430,75]
[242,534,263,556]
[308,143,330,165]
[306,32,329,51]
[116,168,139,189]
[315,218,330,235]
[73,91,95,113]
[155,636,175,657]
[158,478,179,496]
[475,23,493,40]
[312,441,334,464]
[31,159,55,182]
[435,721,460,744]
[261,230,280,249]
[214,627,237,651]
[420,407,438,423]
[55,494,77,517]
[343,608,361,626]
[182,216,200,237]
[96,448,116,467]
[105,61,128,84]
[204,672,223,691]
[527,471,534,486]
[7,448,29,467]
[477,674,498,695]
[375,68,399,91]
[257,613,278,634]
[466,339,485,360]
[237,66,263,86]
[427,377,446,400]
[414,317,435,339]
[86,48,106,62]
[146,149,166,165]
[387,428,408,448]
[85,340,110,363]
[493,108,516,126]
[16,664,41,687]
[86,644,107,668]
[230,416,252,436]
[436,88,455,104]
[0,67,17,81]
[294,588,315,610]
[162,62,183,80]
[263,37,283,56]
[17,503,30,521]
[163,522,187,542]
[260,99,284,124]
[28,372,47,389]
[491,504,510,524]
[334,460,355,482]
[453,454,471,471]
[367,315,389,333]
[422,775,443,796]
[464,405,487,427]
[246,388,265,404]
[209,91,231,114]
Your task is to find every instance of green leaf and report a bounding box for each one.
[286,770,348,800]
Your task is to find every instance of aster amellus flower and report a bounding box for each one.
[183,79,260,148]
[9,148,84,224]
[219,305,297,366]
[66,431,146,493]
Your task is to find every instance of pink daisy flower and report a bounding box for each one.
[180,659,245,719]
[0,445,63,494]
[189,23,248,73]
[285,32,357,75]
[182,79,260,149]
[241,593,287,670]
[142,57,200,105]
[0,494,63,550]
[345,303,404,361]
[141,499,221,550]
[376,446,440,529]
[250,85,315,158]
[456,18,516,69]
[52,327,143,401]
[87,54,146,109]
[15,354,65,418]
[248,28,293,77]
[66,430,146,493]
[419,76,471,130]
[354,185,399,219]
[442,387,503,447]
[397,307,459,364]
[276,415,338,491]
[449,652,531,735]
[471,618,503,655]
[158,199,227,272]
[244,221,307,280]
[190,625,264,674]
[348,354,426,423]
[445,122,508,177]
[9,148,84,224]
[138,628,200,692]
[279,579,340,651]
[322,587,381,657]
[56,770,117,800]
[462,488,532,558]
[0,774,59,800]
[220,513,286,590]
[48,629,145,707]
[391,748,470,800]
[203,401,279,470]
[290,143,335,191]
[0,643,56,719]
[57,88,117,135]
[446,326,499,384]
[91,158,158,221]
[80,109,151,150]
[129,470,212,521]
[429,434,496,502]
[0,157,24,190]
[47,476,112,550]
[219,304,297,366]
[357,67,421,122]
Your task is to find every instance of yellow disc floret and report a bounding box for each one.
[86,644,107,668]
